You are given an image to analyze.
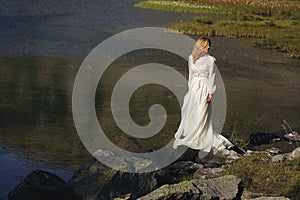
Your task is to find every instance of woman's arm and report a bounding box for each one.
[207,57,216,102]
[187,55,193,88]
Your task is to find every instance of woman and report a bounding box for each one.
[173,37,234,157]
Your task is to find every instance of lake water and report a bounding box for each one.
[0,0,299,199]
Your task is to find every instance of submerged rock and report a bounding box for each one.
[249,132,281,146]
[92,149,153,173]
[137,175,242,200]
[8,170,80,200]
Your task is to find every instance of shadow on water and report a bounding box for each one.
[0,0,299,199]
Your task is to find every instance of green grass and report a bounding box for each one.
[136,0,218,14]
[135,0,300,58]
[223,152,300,199]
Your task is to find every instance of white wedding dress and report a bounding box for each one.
[173,54,233,157]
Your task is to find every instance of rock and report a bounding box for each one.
[241,190,290,200]
[193,167,223,179]
[8,170,80,200]
[175,148,199,163]
[249,132,281,146]
[68,160,203,200]
[67,161,117,200]
[96,161,213,199]
[284,132,300,142]
[113,193,131,200]
[92,149,153,173]
[197,147,241,168]
[248,197,290,200]
[166,161,203,181]
[271,154,288,163]
[289,147,300,160]
[271,147,300,162]
[137,175,242,200]
[266,147,282,155]
[93,149,115,157]
[97,170,163,200]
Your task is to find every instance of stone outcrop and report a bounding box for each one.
[137,175,242,200]
[270,147,300,163]
[196,147,241,168]
[67,160,117,200]
[97,170,162,200]
[8,170,80,200]
[289,147,300,160]
[10,146,298,200]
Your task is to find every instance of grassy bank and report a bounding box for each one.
[223,152,300,199]
[136,0,300,58]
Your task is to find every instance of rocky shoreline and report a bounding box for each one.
[8,146,300,200]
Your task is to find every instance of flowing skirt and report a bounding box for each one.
[173,76,233,157]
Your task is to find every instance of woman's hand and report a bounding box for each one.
[207,93,213,102]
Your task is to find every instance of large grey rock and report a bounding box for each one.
[68,160,203,200]
[67,161,117,200]
[137,175,242,200]
[8,170,80,200]
[96,170,163,200]
[96,160,210,199]
[289,147,300,160]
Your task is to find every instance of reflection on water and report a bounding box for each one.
[0,144,72,200]
[0,56,92,167]
[0,56,92,199]
[0,40,299,200]
[1,44,299,165]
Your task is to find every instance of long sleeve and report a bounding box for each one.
[208,57,216,94]
[187,55,193,88]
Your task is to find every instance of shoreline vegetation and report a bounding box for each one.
[135,0,300,58]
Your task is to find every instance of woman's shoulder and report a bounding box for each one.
[189,54,216,64]
[207,54,216,62]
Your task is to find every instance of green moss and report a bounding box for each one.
[287,181,300,200]
[194,17,214,25]
[223,153,300,197]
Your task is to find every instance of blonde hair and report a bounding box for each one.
[192,37,211,63]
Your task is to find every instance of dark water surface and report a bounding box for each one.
[0,0,299,199]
